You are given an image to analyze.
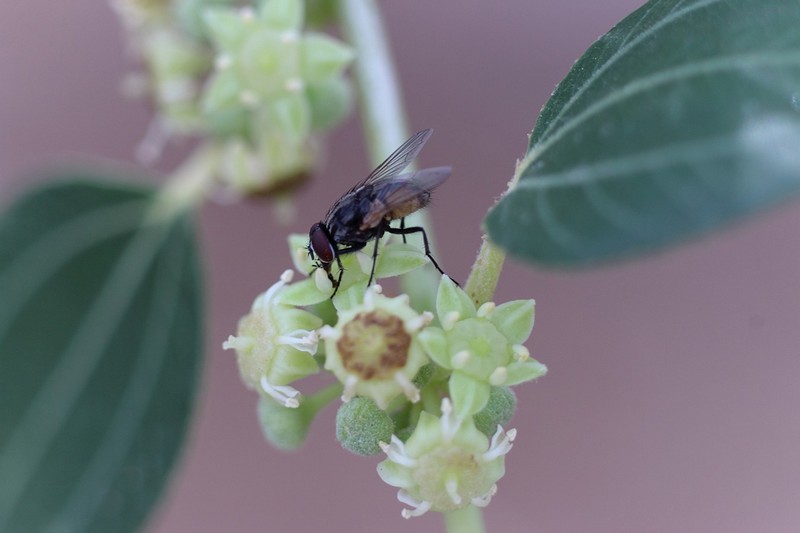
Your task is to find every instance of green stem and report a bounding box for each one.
[337,0,440,310]
[464,160,525,305]
[304,382,344,414]
[443,505,485,533]
[148,142,219,222]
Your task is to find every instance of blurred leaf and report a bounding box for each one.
[487,0,800,265]
[0,180,203,532]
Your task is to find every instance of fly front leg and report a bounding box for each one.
[321,241,366,298]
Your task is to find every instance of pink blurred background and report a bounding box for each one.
[3,1,800,532]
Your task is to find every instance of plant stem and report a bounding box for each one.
[337,0,439,310]
[443,505,485,533]
[464,160,525,305]
[149,142,219,222]
[336,0,410,165]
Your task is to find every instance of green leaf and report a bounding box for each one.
[486,0,800,266]
[0,180,203,532]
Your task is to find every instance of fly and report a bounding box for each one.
[308,128,452,297]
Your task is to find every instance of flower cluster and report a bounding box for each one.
[110,0,353,196]
[223,232,547,518]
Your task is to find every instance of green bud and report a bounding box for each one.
[258,396,313,450]
[306,77,353,131]
[473,387,517,437]
[336,397,395,456]
[301,33,354,84]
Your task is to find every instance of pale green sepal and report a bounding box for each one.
[490,299,535,345]
[288,233,313,273]
[270,349,319,384]
[505,359,548,386]
[201,70,241,114]
[450,372,491,418]
[274,277,329,306]
[417,327,450,369]
[259,0,304,31]
[301,33,354,83]
[377,458,414,488]
[436,275,475,326]
[266,93,311,142]
[374,243,428,278]
[203,8,247,51]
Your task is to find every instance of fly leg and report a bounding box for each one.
[367,229,383,287]
[400,218,407,243]
[385,225,457,285]
[329,242,367,298]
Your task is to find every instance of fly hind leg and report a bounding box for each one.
[385,225,457,285]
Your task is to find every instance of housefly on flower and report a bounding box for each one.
[308,128,452,297]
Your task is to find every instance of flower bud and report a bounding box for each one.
[473,386,517,438]
[336,397,395,456]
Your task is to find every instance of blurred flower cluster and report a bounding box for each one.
[223,233,547,517]
[110,0,353,197]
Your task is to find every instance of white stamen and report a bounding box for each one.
[285,77,304,93]
[280,269,295,284]
[406,313,430,332]
[440,398,461,442]
[477,301,496,318]
[277,329,319,355]
[394,372,420,403]
[341,375,358,403]
[443,311,461,330]
[512,344,530,362]
[471,484,497,507]
[318,325,337,340]
[260,274,289,306]
[314,268,333,293]
[489,366,508,386]
[398,293,410,306]
[380,435,417,467]
[215,54,232,70]
[135,117,168,165]
[222,335,252,351]
[239,90,259,107]
[398,490,431,519]
[294,247,308,268]
[260,376,301,408]
[281,30,299,43]
[445,475,462,505]
[239,7,256,22]
[483,426,516,461]
[452,350,471,369]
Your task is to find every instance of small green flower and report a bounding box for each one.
[377,398,516,518]
[223,269,321,407]
[419,277,547,418]
[320,286,433,409]
[198,0,354,194]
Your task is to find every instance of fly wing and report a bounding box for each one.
[358,129,434,188]
[359,166,452,229]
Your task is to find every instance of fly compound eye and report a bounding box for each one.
[309,223,335,264]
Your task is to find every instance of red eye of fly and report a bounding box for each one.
[309,223,335,263]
